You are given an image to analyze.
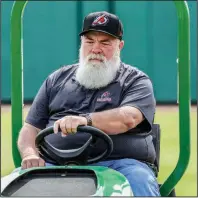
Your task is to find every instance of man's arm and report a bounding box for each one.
[91,106,143,135]
[17,123,40,158]
[17,123,45,169]
[18,74,55,169]
[54,106,143,135]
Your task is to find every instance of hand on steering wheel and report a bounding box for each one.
[53,115,88,136]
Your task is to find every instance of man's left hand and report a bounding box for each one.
[53,116,87,136]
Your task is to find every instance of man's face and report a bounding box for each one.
[75,31,124,89]
[81,31,122,62]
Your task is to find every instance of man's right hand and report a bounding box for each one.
[21,154,45,169]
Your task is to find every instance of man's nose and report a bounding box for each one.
[91,42,102,53]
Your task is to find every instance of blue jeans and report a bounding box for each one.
[46,158,160,196]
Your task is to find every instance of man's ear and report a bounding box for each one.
[119,40,124,50]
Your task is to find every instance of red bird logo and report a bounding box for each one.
[92,14,109,26]
[101,91,110,98]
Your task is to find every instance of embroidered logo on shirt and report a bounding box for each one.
[97,91,112,102]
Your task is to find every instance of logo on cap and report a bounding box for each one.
[92,14,109,26]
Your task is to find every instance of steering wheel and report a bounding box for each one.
[35,126,113,166]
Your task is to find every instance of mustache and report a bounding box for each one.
[86,53,106,62]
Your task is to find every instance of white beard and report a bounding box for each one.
[75,47,121,89]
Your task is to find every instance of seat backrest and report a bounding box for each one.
[152,124,177,196]
[150,124,161,173]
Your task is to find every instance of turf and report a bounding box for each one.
[1,106,197,196]
[155,108,197,196]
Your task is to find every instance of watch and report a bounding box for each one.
[80,113,92,126]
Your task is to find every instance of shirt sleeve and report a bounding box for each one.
[119,77,156,133]
[25,77,51,130]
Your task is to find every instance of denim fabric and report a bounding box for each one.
[90,158,161,196]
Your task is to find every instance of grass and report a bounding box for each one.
[1,106,197,196]
[155,107,197,196]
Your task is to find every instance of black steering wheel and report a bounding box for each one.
[35,126,113,166]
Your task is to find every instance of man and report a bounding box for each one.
[17,11,160,196]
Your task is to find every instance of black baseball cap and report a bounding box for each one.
[79,11,123,40]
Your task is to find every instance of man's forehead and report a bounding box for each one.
[83,31,116,40]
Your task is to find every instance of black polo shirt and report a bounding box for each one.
[26,62,156,163]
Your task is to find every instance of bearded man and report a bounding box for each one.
[17,11,160,196]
